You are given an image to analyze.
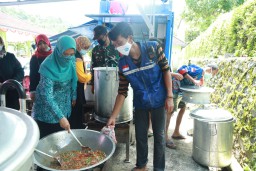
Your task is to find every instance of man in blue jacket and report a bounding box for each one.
[107,22,174,171]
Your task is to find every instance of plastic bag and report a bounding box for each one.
[101,125,117,144]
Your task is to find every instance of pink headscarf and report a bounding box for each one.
[34,34,52,58]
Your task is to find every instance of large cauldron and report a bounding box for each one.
[93,67,133,123]
[190,106,235,167]
[34,129,116,171]
[0,107,39,171]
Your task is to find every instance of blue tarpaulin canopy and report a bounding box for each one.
[49,30,82,47]
[49,20,113,48]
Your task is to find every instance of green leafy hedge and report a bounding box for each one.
[181,0,256,59]
[178,1,256,170]
[196,58,256,171]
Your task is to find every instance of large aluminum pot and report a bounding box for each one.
[190,106,234,167]
[34,129,116,171]
[0,107,39,171]
[180,86,214,104]
[84,84,95,102]
[93,67,133,123]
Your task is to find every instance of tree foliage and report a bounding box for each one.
[183,0,245,42]
[0,7,68,35]
[182,0,256,59]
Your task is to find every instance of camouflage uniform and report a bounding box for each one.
[91,42,120,85]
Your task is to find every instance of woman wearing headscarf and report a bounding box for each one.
[32,35,77,139]
[69,36,92,129]
[0,36,24,110]
[29,34,52,101]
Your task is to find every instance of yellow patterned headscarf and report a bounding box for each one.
[75,36,91,50]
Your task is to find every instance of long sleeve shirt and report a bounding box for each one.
[32,76,76,123]
[0,52,24,83]
[74,51,91,104]
[117,41,171,109]
[118,42,170,97]
[29,55,47,92]
[76,61,91,83]
[0,52,24,110]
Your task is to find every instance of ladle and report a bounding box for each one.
[35,149,62,166]
[69,129,91,152]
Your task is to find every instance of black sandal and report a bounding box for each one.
[166,140,177,149]
[131,166,148,171]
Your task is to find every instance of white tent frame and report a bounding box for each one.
[0,0,77,6]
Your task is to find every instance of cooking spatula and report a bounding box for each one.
[69,129,92,152]
[35,149,62,166]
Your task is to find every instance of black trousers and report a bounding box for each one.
[69,101,85,129]
[69,82,86,129]
[6,90,20,110]
[36,120,63,139]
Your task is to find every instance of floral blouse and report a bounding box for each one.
[32,76,76,124]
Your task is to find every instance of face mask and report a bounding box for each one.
[204,73,212,82]
[79,49,87,55]
[62,55,74,62]
[0,54,3,58]
[98,39,105,46]
[0,45,3,51]
[116,42,132,56]
[45,46,51,52]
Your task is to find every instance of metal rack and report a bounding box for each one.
[85,12,174,64]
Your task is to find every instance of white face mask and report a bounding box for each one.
[79,49,87,56]
[0,45,3,51]
[116,42,132,56]
[204,73,212,82]
[45,46,51,52]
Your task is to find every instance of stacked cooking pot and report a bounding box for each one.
[180,86,235,168]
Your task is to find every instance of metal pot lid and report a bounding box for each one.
[93,67,118,71]
[0,107,39,170]
[180,86,214,93]
[190,107,233,122]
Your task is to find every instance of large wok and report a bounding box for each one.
[34,129,116,171]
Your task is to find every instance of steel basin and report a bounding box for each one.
[180,86,214,104]
[34,129,116,171]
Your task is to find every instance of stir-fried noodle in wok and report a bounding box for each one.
[50,149,106,170]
